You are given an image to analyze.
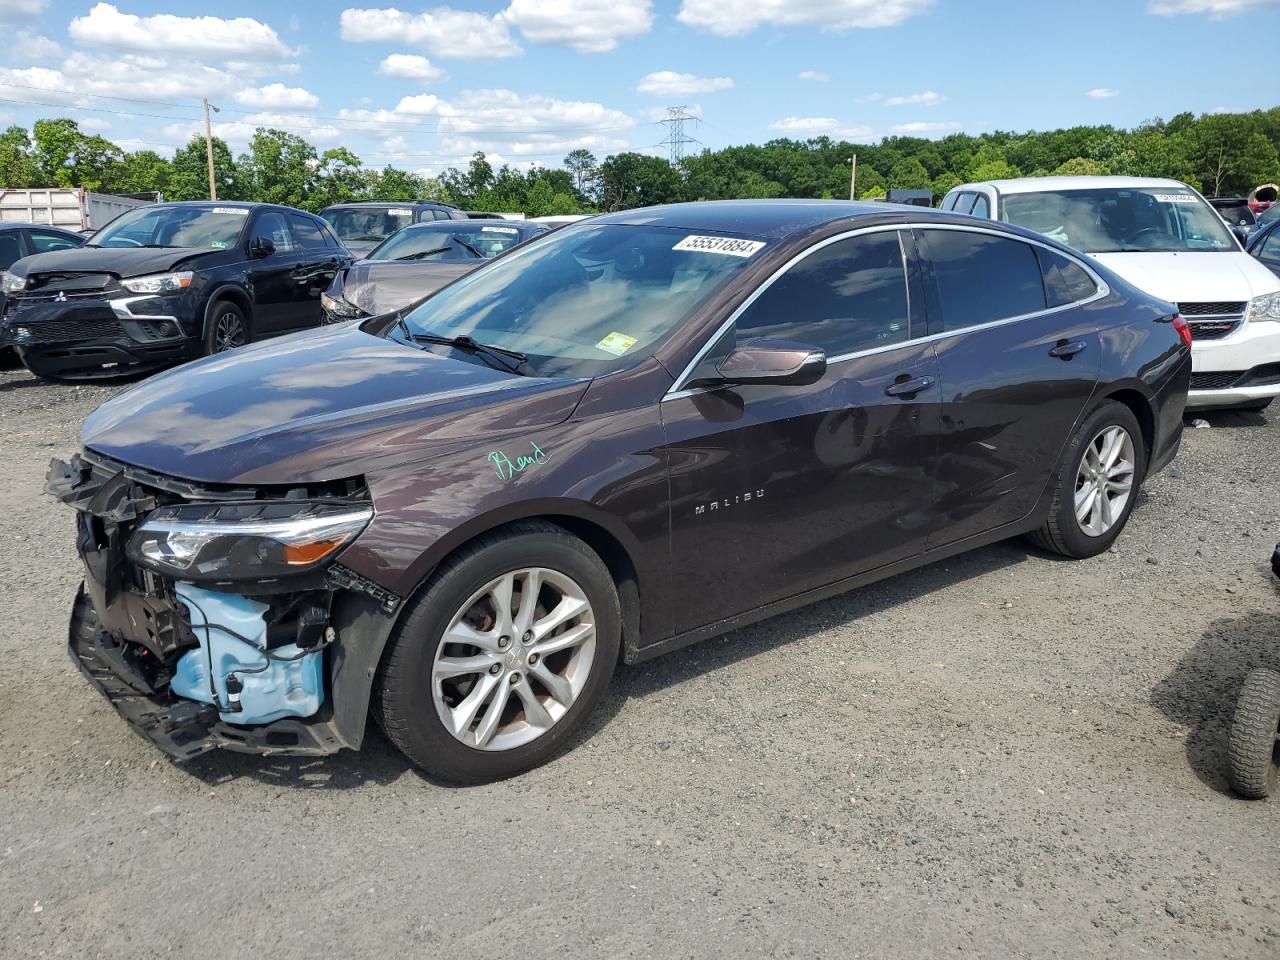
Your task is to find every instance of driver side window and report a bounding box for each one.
[254,212,296,253]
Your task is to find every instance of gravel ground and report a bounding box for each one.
[1,363,1278,959]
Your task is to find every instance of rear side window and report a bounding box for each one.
[952,193,976,215]
[922,229,1046,332]
[287,213,328,251]
[970,195,989,218]
[735,231,909,356]
[1037,247,1098,307]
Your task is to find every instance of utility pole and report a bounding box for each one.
[848,154,857,201]
[657,106,702,165]
[203,97,220,201]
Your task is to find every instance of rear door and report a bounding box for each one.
[659,228,941,634]
[286,213,341,329]
[916,226,1102,547]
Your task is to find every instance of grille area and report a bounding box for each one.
[1188,320,1239,341]
[1189,370,1244,390]
[1178,301,1247,317]
[12,317,123,343]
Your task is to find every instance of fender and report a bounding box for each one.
[200,282,253,340]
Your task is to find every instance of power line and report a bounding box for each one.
[656,106,701,164]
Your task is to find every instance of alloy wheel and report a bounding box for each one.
[1074,424,1135,537]
[431,567,597,751]
[214,312,246,352]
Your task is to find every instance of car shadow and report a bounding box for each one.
[1150,608,1280,795]
[178,538,1040,791]
[1184,408,1270,430]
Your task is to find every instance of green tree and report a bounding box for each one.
[238,128,317,209]
[596,152,682,210]
[1052,157,1110,176]
[103,150,172,196]
[169,135,241,201]
[888,157,931,190]
[312,147,368,209]
[0,125,38,187]
[563,149,598,196]
[31,118,123,189]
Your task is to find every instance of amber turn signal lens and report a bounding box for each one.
[283,540,345,565]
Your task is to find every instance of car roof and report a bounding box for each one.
[322,200,455,210]
[0,221,81,232]
[591,199,950,240]
[954,175,1196,195]
[399,219,537,230]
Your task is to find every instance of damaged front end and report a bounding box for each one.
[48,451,400,761]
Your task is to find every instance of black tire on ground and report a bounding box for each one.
[1027,399,1147,559]
[1235,399,1273,413]
[203,301,250,355]
[1227,668,1280,800]
[376,521,621,784]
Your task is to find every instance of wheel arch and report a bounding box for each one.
[201,284,253,340]
[1095,385,1156,463]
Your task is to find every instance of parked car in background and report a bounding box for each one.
[946,176,1280,412]
[0,222,84,323]
[1208,197,1256,235]
[320,219,547,323]
[1247,218,1280,281]
[319,200,468,258]
[530,214,593,230]
[1249,184,1277,217]
[48,199,1189,782]
[0,201,347,381]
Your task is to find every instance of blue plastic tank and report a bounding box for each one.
[171,583,324,726]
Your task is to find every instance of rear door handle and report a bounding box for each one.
[1049,339,1087,359]
[884,374,935,398]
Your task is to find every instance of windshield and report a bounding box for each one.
[999,187,1236,253]
[322,206,416,244]
[90,205,249,249]
[398,223,763,378]
[370,223,529,261]
[1258,205,1280,227]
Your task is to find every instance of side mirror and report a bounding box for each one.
[691,339,827,388]
[1231,225,1250,246]
[249,235,276,259]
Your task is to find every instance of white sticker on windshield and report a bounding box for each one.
[1154,194,1197,203]
[482,226,519,234]
[212,207,249,216]
[672,235,766,257]
[388,208,413,216]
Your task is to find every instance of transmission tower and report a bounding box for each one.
[657,106,702,164]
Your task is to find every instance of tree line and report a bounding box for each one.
[1,107,1277,217]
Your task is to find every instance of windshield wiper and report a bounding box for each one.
[451,235,485,259]
[395,247,451,261]
[409,331,527,373]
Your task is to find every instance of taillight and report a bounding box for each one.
[1172,313,1192,348]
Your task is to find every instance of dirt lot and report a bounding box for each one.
[1,363,1278,960]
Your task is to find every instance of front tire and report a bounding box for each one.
[1028,399,1146,559]
[376,522,621,784]
[204,301,249,355]
[1227,669,1280,799]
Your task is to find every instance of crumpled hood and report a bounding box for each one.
[81,323,589,485]
[337,259,478,316]
[1088,251,1280,303]
[11,245,206,280]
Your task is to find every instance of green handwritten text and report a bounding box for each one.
[488,441,549,481]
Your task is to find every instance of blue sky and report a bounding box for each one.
[0,1,1274,175]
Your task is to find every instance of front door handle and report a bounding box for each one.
[1049,339,1087,360]
[884,374,935,398]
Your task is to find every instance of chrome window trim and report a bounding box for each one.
[663,221,1110,402]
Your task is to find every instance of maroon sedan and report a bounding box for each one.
[48,200,1190,783]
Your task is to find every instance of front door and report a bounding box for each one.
[659,228,941,638]
[915,227,1103,547]
[245,210,305,335]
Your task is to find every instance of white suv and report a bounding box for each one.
[944,176,1280,411]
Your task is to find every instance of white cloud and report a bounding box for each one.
[378,53,445,82]
[14,31,63,61]
[1087,87,1119,98]
[678,0,933,36]
[1148,0,1279,16]
[636,71,733,97]
[0,53,236,106]
[798,70,830,82]
[69,3,294,59]
[234,83,319,110]
[0,0,48,22]
[885,90,944,107]
[339,7,521,59]
[504,0,653,53]
[74,115,111,131]
[769,116,874,140]
[889,120,960,136]
[338,107,421,126]
[391,88,635,157]
[163,112,343,149]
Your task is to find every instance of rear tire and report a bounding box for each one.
[204,301,249,355]
[1227,669,1280,800]
[1028,400,1146,559]
[376,522,620,784]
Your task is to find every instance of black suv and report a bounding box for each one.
[0,202,348,380]
[320,201,468,258]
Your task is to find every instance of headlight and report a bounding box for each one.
[1247,293,1280,322]
[121,271,193,295]
[2,272,26,293]
[127,501,373,581]
[321,292,363,318]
